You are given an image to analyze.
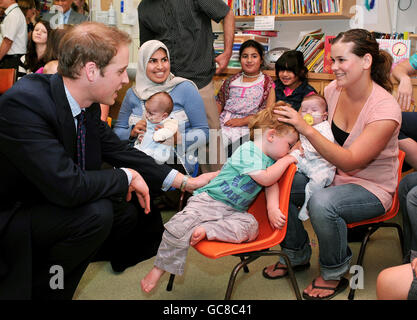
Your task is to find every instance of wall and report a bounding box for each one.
[93,0,416,64]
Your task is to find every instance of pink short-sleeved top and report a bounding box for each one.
[324,80,402,211]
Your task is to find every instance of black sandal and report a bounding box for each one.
[262,261,310,280]
[302,277,349,300]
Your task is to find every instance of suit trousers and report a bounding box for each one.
[31,199,114,299]
[30,195,164,299]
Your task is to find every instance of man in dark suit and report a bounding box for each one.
[41,0,87,26]
[0,22,216,300]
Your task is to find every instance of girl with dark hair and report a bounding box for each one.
[263,29,401,300]
[18,19,50,77]
[216,39,276,157]
[274,49,316,111]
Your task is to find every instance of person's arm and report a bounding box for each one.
[113,89,144,140]
[215,8,234,74]
[274,103,399,172]
[265,86,276,108]
[392,58,416,111]
[171,170,220,192]
[248,154,297,186]
[0,38,13,61]
[265,182,286,230]
[176,82,209,150]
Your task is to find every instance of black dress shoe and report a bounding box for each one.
[110,261,127,273]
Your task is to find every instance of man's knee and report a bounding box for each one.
[81,199,114,242]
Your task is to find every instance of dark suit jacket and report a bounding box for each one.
[0,73,172,299]
[41,9,87,25]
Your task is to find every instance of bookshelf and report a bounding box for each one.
[231,0,356,21]
[213,69,417,101]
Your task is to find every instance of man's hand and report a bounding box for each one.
[185,170,220,193]
[215,52,232,74]
[267,208,286,230]
[396,76,413,111]
[126,169,151,214]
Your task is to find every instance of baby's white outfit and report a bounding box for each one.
[290,120,336,221]
[134,117,178,164]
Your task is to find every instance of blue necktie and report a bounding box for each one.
[76,110,86,170]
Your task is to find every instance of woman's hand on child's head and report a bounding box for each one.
[274,105,308,133]
[268,208,286,230]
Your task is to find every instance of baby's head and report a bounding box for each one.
[144,92,174,124]
[300,94,328,126]
[249,107,299,160]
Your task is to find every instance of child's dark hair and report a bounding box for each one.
[239,40,265,62]
[248,106,298,141]
[275,50,308,82]
[331,29,393,93]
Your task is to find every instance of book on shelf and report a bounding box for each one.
[322,35,335,74]
[229,0,341,16]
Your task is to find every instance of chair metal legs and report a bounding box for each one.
[225,251,302,300]
[166,273,175,291]
[166,250,302,300]
[348,222,404,300]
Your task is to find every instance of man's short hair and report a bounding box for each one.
[58,22,131,79]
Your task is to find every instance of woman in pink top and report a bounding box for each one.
[263,29,401,300]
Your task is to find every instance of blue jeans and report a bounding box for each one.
[280,172,385,280]
[399,172,417,256]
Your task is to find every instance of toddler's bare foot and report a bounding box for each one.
[190,226,206,246]
[140,266,165,293]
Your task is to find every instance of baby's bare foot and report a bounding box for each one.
[190,226,206,246]
[140,266,165,293]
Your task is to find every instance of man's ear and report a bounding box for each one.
[84,62,99,82]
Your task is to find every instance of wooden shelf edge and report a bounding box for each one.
[234,12,353,21]
[215,68,417,85]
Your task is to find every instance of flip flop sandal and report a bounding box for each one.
[262,261,311,280]
[302,277,349,300]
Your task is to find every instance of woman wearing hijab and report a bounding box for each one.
[114,40,209,176]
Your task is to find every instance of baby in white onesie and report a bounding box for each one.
[134,92,179,164]
[291,94,336,221]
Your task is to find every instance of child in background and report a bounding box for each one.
[140,106,299,293]
[274,50,316,111]
[284,95,335,221]
[217,40,275,157]
[132,92,179,164]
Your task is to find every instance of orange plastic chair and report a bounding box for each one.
[0,68,16,94]
[166,164,302,300]
[346,150,405,300]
